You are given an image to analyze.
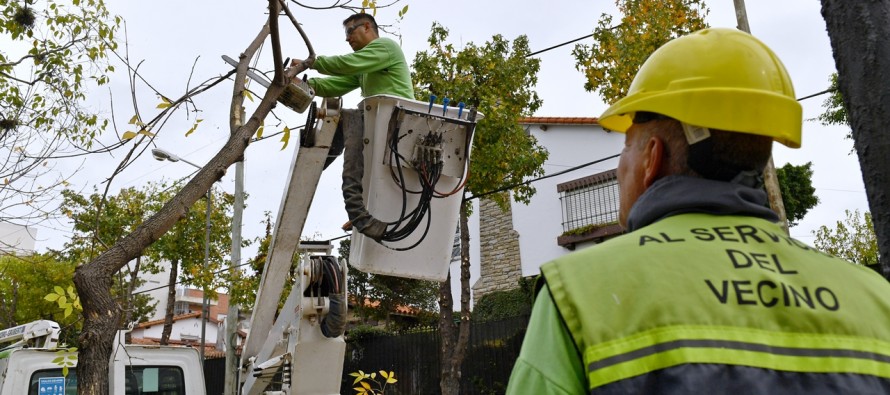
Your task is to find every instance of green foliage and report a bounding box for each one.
[815,73,850,138]
[44,285,81,318]
[60,180,236,323]
[0,0,120,221]
[560,221,619,237]
[341,239,439,329]
[573,0,708,104]
[412,23,549,208]
[813,210,879,268]
[52,348,78,377]
[345,324,394,343]
[472,276,537,322]
[775,162,819,227]
[0,253,81,345]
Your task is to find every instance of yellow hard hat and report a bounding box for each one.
[598,27,802,148]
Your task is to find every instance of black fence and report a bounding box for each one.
[203,314,530,394]
[204,357,226,395]
[342,315,530,395]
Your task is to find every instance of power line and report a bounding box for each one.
[528,33,594,57]
[467,153,621,201]
[133,259,255,296]
[527,31,835,103]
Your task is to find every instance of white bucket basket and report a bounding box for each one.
[349,95,481,281]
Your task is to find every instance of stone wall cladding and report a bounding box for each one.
[474,198,523,301]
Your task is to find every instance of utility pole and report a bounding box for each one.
[200,188,211,363]
[733,0,790,234]
[224,161,244,394]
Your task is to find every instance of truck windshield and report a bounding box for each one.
[29,366,186,395]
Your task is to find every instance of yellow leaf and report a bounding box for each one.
[54,286,64,294]
[156,97,172,109]
[137,129,155,137]
[280,127,290,150]
[243,89,254,102]
[45,294,60,302]
[386,377,397,384]
[128,114,138,124]
[185,120,202,137]
[360,381,371,390]
[122,131,137,140]
[256,125,264,139]
[380,371,389,379]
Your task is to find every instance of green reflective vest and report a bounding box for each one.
[542,213,890,392]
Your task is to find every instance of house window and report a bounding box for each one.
[558,169,620,233]
[173,301,191,316]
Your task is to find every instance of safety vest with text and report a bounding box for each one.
[542,213,890,394]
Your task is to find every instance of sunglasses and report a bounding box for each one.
[345,23,366,36]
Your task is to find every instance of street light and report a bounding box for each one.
[151,148,204,170]
[152,147,212,363]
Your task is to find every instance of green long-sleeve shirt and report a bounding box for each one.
[506,285,587,395]
[309,37,414,99]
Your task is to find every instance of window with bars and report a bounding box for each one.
[558,169,620,233]
[173,301,191,316]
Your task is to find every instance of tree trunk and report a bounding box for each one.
[160,258,179,345]
[72,6,305,391]
[820,0,890,280]
[438,271,458,394]
[439,200,473,395]
[72,260,119,395]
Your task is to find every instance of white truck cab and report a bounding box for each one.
[0,321,206,395]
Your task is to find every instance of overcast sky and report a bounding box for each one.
[30,0,867,261]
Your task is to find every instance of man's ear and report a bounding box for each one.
[642,136,665,188]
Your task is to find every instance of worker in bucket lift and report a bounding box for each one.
[506,27,890,394]
[291,13,414,169]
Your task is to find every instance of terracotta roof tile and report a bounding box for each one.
[135,312,221,329]
[137,312,200,329]
[128,336,237,358]
[518,117,600,125]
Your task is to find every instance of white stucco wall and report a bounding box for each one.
[136,265,170,322]
[511,123,624,276]
[456,120,624,305]
[0,222,37,254]
[132,316,218,344]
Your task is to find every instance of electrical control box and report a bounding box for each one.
[350,95,480,281]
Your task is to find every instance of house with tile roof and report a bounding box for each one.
[463,117,625,301]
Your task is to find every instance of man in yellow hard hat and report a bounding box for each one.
[507,27,890,394]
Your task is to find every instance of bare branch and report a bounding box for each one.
[280,0,316,59]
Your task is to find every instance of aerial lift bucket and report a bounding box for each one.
[349,95,480,281]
